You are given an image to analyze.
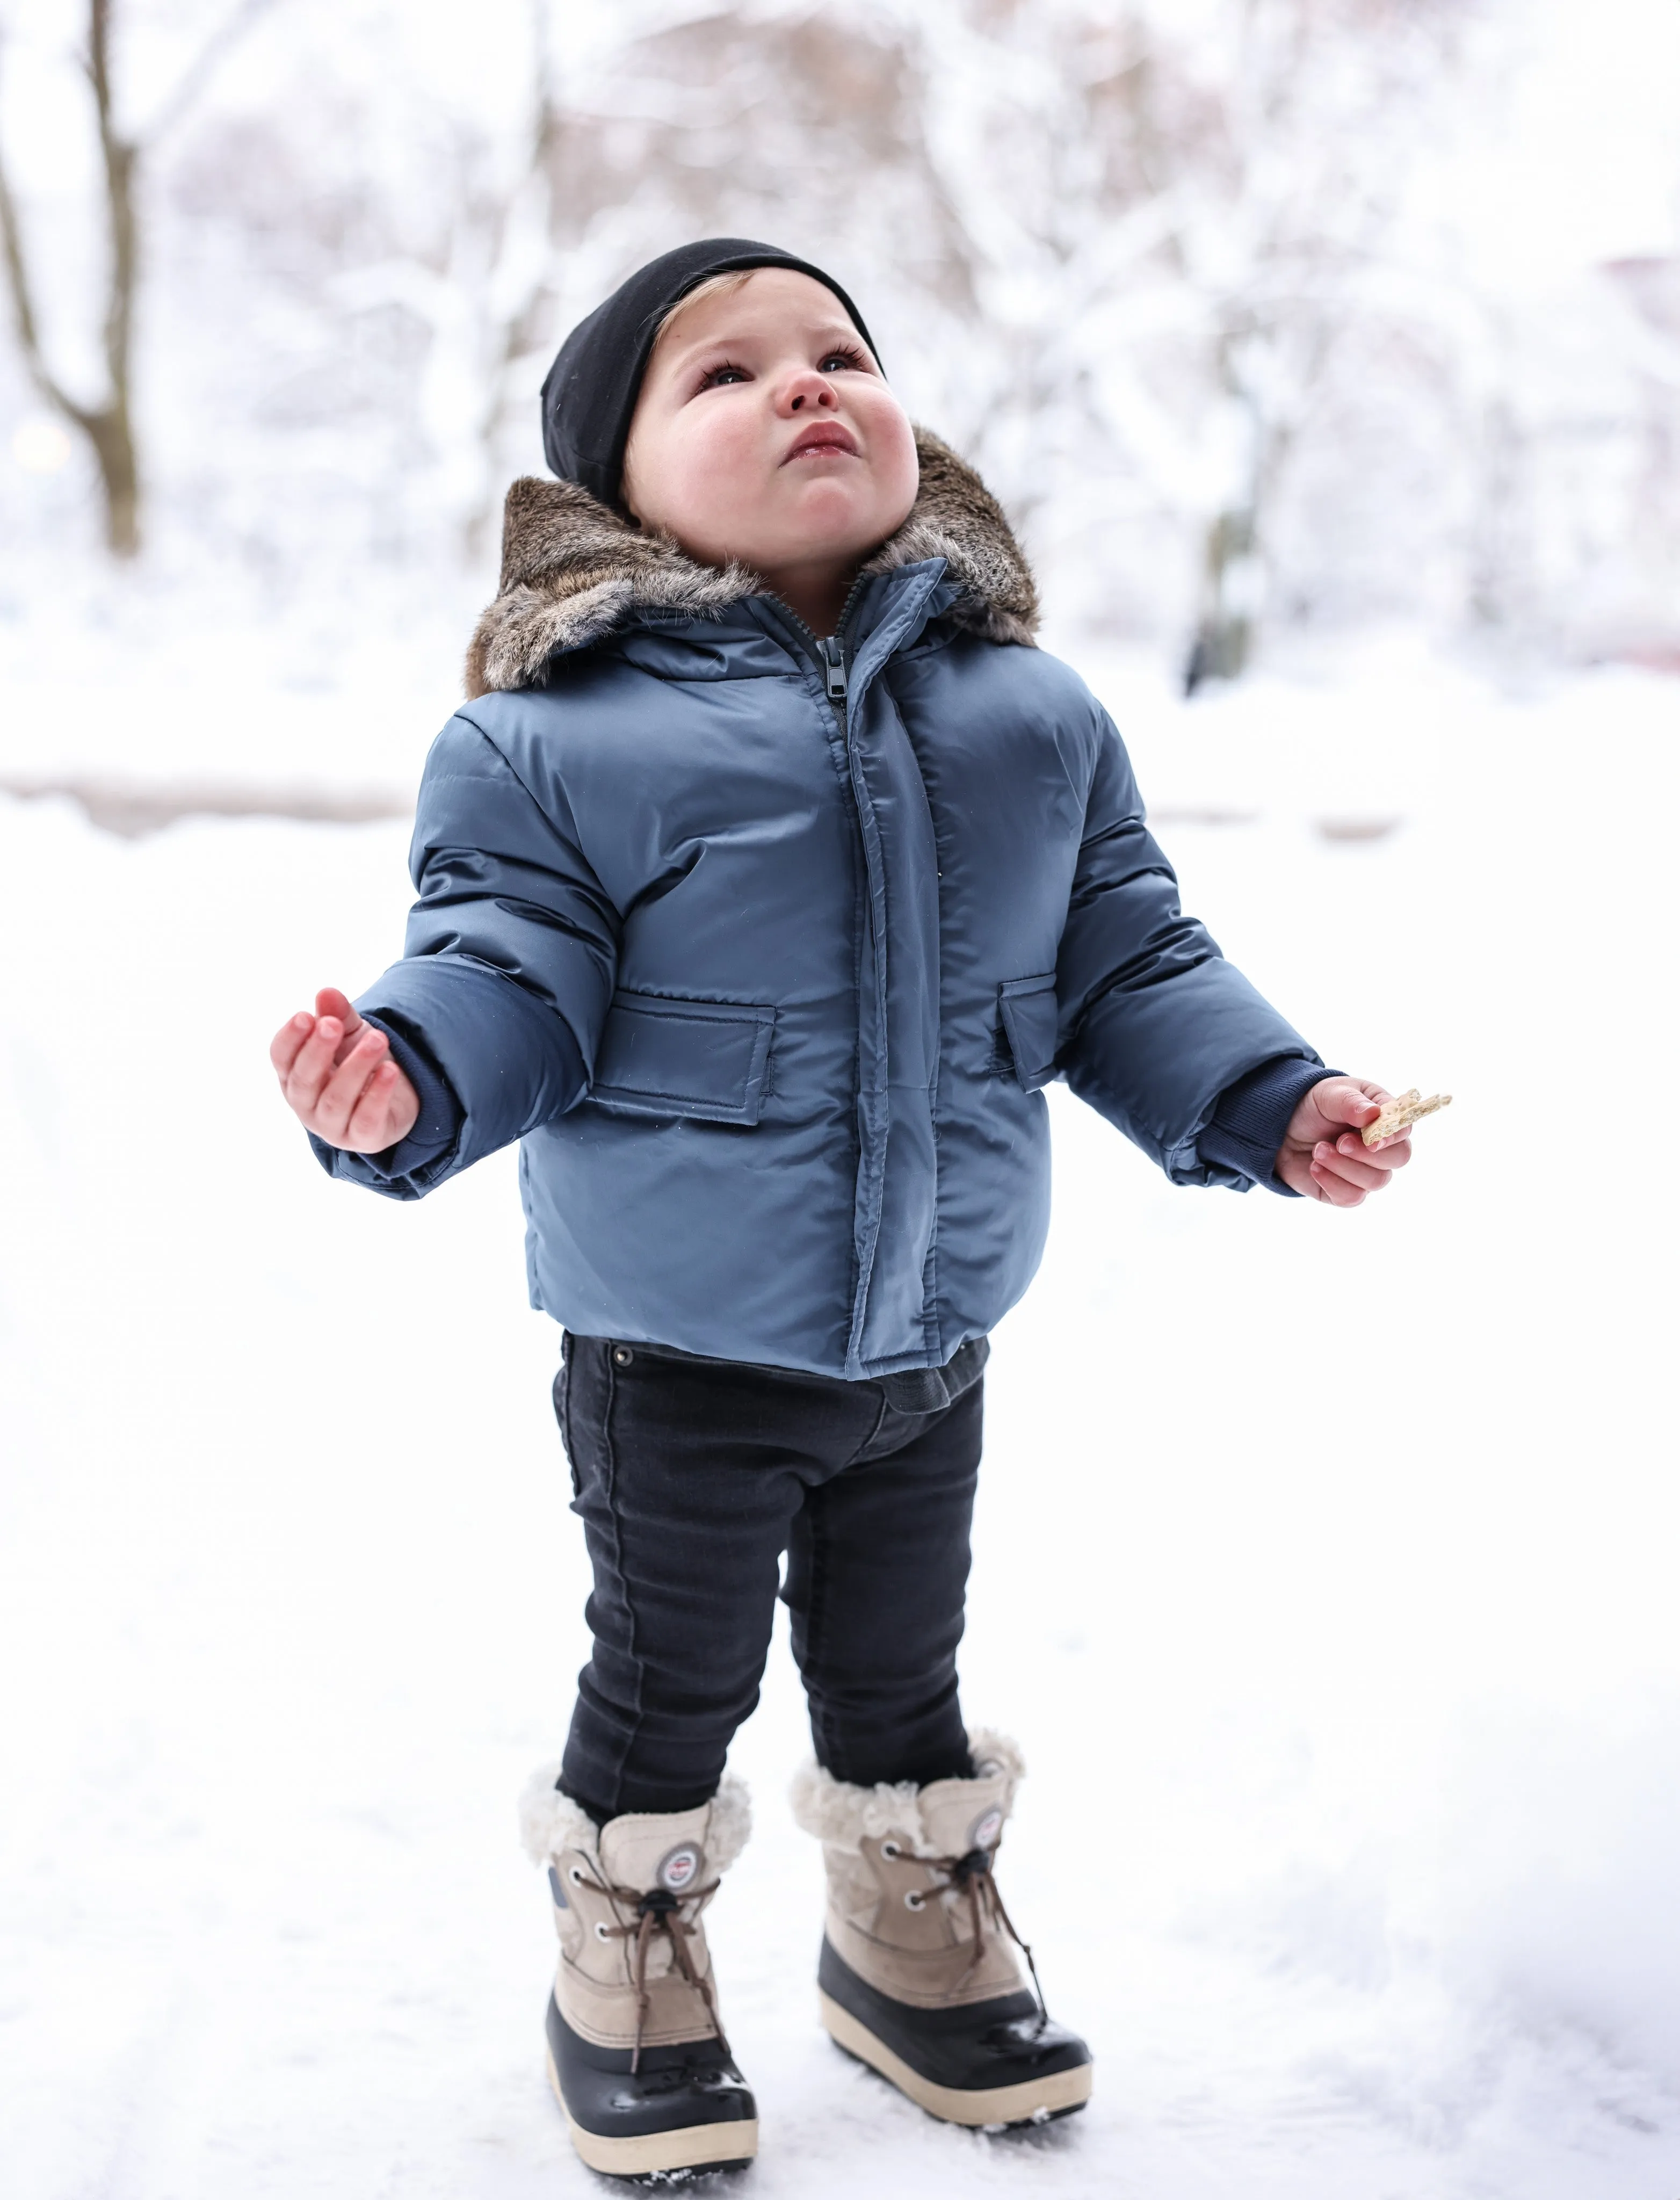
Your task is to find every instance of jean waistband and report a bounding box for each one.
[569,1333,990,1414]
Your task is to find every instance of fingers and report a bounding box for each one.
[1270,1145,1309,1197]
[279,1012,344,1111]
[349,1059,420,1151]
[273,988,361,1088]
[273,990,419,1151]
[309,1024,392,1140]
[315,987,364,1068]
[1313,1138,1400,1193]
[1309,1131,1417,1203]
[270,1010,315,1079]
[1278,1077,1418,1208]
[1336,1128,1411,1173]
[343,1059,403,1150]
[1307,1152,1367,1205]
[278,1011,387,1128]
[1315,1076,1388,1131]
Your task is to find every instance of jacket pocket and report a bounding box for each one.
[590,990,776,1125]
[997,974,1060,1092]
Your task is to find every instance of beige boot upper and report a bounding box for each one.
[520,1769,751,2053]
[791,1731,1031,2011]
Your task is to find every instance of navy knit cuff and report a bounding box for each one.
[306,1010,464,1182]
[1200,1055,1337,1197]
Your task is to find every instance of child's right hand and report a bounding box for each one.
[270,987,419,1153]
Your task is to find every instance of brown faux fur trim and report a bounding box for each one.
[464,428,1038,698]
[856,433,1038,649]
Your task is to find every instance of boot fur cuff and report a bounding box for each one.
[517,1762,752,1875]
[702,1770,753,1873]
[788,1729,1025,1858]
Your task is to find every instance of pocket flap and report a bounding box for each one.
[997,974,1060,1092]
[591,992,776,1125]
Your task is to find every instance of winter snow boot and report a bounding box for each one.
[791,1731,1092,2128]
[519,1769,757,2179]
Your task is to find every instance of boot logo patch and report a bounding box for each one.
[969,1806,1004,1851]
[657,1842,704,1893]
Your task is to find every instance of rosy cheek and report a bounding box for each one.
[860,403,919,518]
[690,417,764,496]
[654,422,765,551]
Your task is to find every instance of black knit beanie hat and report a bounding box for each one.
[540,238,881,512]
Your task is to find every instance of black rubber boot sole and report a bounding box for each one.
[545,1994,757,2179]
[817,1937,1092,2129]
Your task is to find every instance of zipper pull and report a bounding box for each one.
[820,635,848,704]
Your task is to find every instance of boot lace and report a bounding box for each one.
[924,1846,1048,2029]
[579,1868,730,2075]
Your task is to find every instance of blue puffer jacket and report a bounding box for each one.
[319,433,1322,1378]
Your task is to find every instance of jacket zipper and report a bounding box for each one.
[775,569,870,729]
[766,574,890,1369]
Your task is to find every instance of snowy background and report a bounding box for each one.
[2,3,1678,2196]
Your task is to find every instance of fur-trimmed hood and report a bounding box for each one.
[464,428,1038,699]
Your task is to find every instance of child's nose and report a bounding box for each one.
[782,370,837,415]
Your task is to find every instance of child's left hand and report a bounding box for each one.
[1274,1077,1414,1206]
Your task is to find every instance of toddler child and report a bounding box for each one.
[271,238,1414,2180]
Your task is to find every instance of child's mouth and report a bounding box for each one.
[783,425,860,464]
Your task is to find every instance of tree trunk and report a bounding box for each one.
[1184,506,1261,696]
[88,0,142,556]
[84,401,140,555]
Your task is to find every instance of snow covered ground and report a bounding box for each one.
[2,637,1678,2197]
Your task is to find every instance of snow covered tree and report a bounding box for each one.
[514,0,1483,676]
[6,0,1670,676]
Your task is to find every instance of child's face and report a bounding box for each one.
[621,269,918,594]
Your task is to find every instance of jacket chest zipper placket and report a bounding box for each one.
[774,594,896,1365]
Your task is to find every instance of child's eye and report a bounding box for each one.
[700,361,750,389]
[819,347,868,373]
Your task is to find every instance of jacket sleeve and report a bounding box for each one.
[1058,713,1322,1189]
[313,711,617,1200]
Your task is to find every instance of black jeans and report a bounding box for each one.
[554,1333,988,1822]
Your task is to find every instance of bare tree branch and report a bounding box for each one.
[70,0,140,551]
[0,0,278,554]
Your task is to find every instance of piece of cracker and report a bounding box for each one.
[1362,1089,1451,1146]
